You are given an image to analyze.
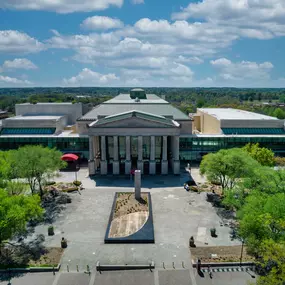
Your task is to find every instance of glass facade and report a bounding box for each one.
[155,136,162,161]
[0,137,89,158]
[119,136,126,160]
[106,136,114,161]
[0,135,284,165]
[180,136,285,162]
[143,136,150,160]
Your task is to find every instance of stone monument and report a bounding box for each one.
[135,170,141,200]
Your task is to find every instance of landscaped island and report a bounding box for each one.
[105,192,154,244]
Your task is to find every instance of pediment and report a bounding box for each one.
[89,110,180,129]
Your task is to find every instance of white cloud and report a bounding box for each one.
[0,75,32,86]
[172,0,285,39]
[210,58,232,67]
[210,58,274,80]
[131,0,144,4]
[177,55,204,64]
[0,30,44,54]
[0,0,123,13]
[2,58,37,70]
[81,16,123,30]
[63,68,119,86]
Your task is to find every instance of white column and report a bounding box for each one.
[125,136,131,175]
[161,135,168,175]
[101,136,106,161]
[173,136,180,175]
[88,136,95,175]
[149,136,156,175]
[137,136,143,173]
[100,136,107,175]
[113,136,119,175]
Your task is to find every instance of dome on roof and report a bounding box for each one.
[130,88,146,99]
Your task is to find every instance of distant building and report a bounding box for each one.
[0,110,8,119]
[0,90,285,175]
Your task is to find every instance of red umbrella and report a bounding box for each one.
[61,154,79,181]
[61,153,79,161]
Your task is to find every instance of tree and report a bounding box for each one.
[0,189,43,247]
[279,94,285,103]
[255,240,285,285]
[243,143,275,167]
[6,181,28,196]
[273,108,285,119]
[200,148,258,194]
[238,193,285,253]
[12,146,66,198]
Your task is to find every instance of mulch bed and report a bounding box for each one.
[190,245,255,263]
[114,193,148,219]
[0,245,64,268]
[28,247,64,267]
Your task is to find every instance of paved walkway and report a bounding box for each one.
[0,267,256,285]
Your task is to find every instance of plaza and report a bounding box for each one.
[0,167,256,285]
[23,167,240,271]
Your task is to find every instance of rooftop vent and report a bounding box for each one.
[130,88,146,99]
[135,97,140,103]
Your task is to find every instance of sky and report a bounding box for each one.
[0,0,285,88]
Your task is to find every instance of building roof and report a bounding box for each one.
[17,102,74,105]
[198,108,278,121]
[80,94,189,121]
[5,115,64,121]
[105,94,168,104]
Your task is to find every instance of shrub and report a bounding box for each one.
[46,181,56,186]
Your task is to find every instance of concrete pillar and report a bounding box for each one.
[137,136,143,174]
[113,136,119,175]
[100,136,107,175]
[95,136,100,169]
[88,136,95,176]
[125,136,131,175]
[161,135,168,175]
[149,136,156,175]
[173,136,180,175]
[101,136,106,161]
[135,170,141,200]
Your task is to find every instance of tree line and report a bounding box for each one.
[1,87,285,119]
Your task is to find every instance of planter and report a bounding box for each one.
[189,236,195,248]
[48,226,54,236]
[61,238,67,248]
[210,228,217,238]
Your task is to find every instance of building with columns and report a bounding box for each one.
[0,90,285,175]
[77,89,192,175]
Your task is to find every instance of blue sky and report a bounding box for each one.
[0,0,285,87]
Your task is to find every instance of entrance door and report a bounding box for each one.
[131,136,138,170]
